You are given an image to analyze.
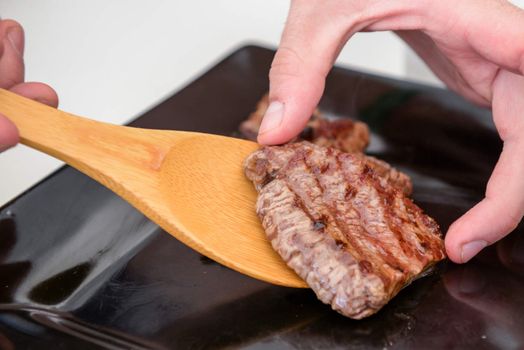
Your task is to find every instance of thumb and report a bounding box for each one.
[257,0,348,145]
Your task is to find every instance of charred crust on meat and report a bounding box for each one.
[345,185,357,200]
[261,170,278,187]
[311,163,330,177]
[335,239,347,249]
[359,260,373,274]
[292,193,317,224]
[361,164,374,178]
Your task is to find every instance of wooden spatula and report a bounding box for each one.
[0,88,307,288]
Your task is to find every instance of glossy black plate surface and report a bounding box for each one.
[1,45,523,350]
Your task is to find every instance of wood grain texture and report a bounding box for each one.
[0,88,307,288]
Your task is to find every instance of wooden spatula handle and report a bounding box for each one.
[0,89,109,156]
[0,88,172,189]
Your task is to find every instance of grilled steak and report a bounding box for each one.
[240,93,412,196]
[240,94,370,153]
[244,142,445,319]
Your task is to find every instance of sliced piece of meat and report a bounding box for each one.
[244,142,445,319]
[307,117,369,154]
[240,93,370,153]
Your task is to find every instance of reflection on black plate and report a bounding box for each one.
[1,45,522,350]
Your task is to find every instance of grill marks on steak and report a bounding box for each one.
[240,93,413,196]
[360,155,413,196]
[244,142,445,319]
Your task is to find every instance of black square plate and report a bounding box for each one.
[1,45,522,350]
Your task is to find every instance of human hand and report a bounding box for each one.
[0,19,58,152]
[257,0,524,264]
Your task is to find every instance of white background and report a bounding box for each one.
[1,0,522,205]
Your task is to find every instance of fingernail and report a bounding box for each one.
[6,26,24,57]
[458,266,486,294]
[461,240,488,263]
[258,101,284,135]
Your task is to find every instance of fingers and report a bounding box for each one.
[10,82,59,108]
[0,19,24,152]
[430,0,524,76]
[0,114,19,152]
[0,83,59,151]
[257,0,349,145]
[0,19,24,89]
[0,19,58,153]
[445,71,524,263]
[0,19,58,107]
